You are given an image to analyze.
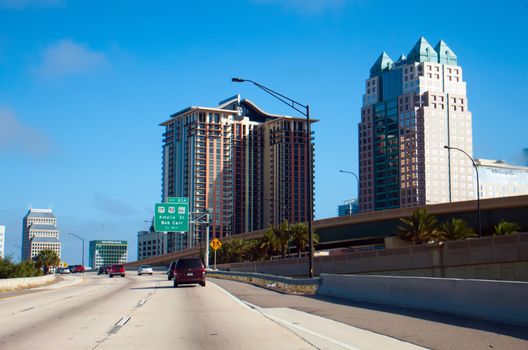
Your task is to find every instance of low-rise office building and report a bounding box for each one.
[89,240,128,269]
[476,159,528,199]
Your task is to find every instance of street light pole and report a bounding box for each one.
[13,244,22,262]
[232,77,315,277]
[339,170,360,201]
[444,145,481,238]
[68,232,85,266]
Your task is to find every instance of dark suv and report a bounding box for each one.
[173,258,205,287]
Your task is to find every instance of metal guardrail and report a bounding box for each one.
[206,269,320,294]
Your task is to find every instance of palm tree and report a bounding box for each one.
[398,208,439,244]
[243,239,266,261]
[290,223,308,258]
[260,229,279,260]
[290,223,320,257]
[33,249,60,275]
[223,238,247,263]
[493,220,521,236]
[438,218,477,241]
[271,220,291,259]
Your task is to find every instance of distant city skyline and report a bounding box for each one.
[1,1,526,263]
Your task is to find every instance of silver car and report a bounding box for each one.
[137,265,153,276]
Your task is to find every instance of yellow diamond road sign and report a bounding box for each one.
[210,238,222,251]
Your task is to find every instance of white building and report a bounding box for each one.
[137,230,168,260]
[476,159,528,199]
[21,208,61,261]
[0,225,5,259]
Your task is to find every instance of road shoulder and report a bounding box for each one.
[210,277,528,350]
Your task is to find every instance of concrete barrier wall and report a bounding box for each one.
[317,274,528,326]
[219,233,528,281]
[207,270,319,294]
[0,274,56,292]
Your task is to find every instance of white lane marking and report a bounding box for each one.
[137,299,147,307]
[115,316,131,327]
[211,285,424,350]
[260,311,361,350]
[209,282,257,312]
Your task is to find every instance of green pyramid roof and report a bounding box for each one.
[397,54,407,62]
[407,36,438,64]
[435,40,458,66]
[369,51,393,77]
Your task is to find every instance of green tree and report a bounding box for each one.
[13,260,42,277]
[0,256,16,278]
[243,239,266,261]
[493,220,521,236]
[260,229,279,260]
[222,238,247,263]
[270,220,291,259]
[438,218,477,241]
[290,223,320,258]
[398,208,439,244]
[33,249,60,275]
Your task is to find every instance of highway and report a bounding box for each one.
[0,273,526,350]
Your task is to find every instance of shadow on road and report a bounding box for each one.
[129,285,199,290]
[307,294,528,340]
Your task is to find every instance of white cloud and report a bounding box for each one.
[0,106,52,156]
[94,194,138,217]
[35,39,108,79]
[253,0,346,14]
[0,0,63,10]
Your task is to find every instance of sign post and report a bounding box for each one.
[210,238,222,270]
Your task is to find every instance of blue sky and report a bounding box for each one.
[1,0,527,263]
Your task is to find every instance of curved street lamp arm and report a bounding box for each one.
[444,145,477,168]
[68,232,82,241]
[232,78,308,116]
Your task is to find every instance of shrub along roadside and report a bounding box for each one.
[0,256,43,279]
[216,220,319,264]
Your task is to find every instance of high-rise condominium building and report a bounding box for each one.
[0,225,5,259]
[161,95,315,250]
[476,159,528,199]
[21,208,61,260]
[359,37,474,212]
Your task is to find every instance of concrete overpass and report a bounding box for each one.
[125,195,528,268]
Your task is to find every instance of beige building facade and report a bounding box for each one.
[21,208,61,261]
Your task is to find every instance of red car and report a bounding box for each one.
[71,265,85,273]
[172,257,206,288]
[109,264,126,278]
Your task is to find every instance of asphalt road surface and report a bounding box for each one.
[1,273,526,350]
[211,278,528,350]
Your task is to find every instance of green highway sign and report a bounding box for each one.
[168,197,189,204]
[154,197,189,232]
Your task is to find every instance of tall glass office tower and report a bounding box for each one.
[359,37,474,212]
